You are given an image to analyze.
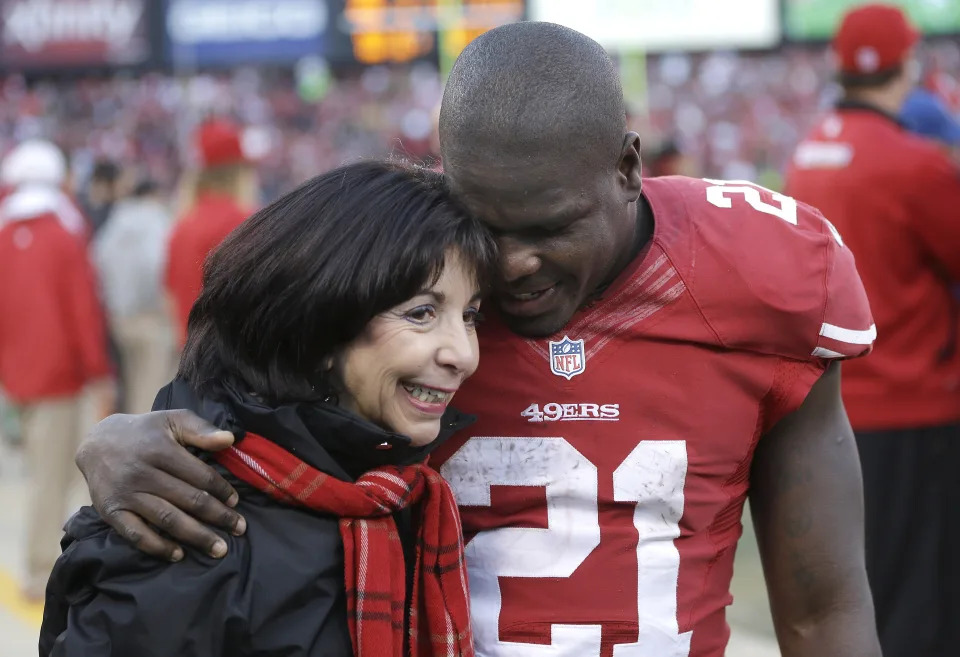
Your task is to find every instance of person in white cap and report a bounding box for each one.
[0,139,115,601]
[0,138,87,238]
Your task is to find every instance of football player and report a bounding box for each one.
[73,23,881,656]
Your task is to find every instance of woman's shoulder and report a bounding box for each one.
[57,500,346,584]
[43,504,353,656]
[53,505,250,597]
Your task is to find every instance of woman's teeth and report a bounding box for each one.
[403,384,449,404]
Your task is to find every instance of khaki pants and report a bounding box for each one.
[112,312,176,414]
[20,393,93,594]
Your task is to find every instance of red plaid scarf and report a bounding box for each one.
[216,433,474,657]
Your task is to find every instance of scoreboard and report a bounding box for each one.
[340,0,525,66]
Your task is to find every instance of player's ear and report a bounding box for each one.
[617,132,642,203]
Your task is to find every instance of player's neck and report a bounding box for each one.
[593,196,655,298]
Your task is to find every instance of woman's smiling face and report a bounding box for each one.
[336,250,483,445]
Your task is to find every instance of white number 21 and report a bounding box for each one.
[704,178,844,246]
[704,178,798,225]
[441,437,692,657]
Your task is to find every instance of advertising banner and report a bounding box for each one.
[165,0,328,67]
[529,0,781,52]
[1,0,152,69]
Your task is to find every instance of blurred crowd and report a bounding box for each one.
[0,63,444,205]
[1,41,956,208]
[642,40,960,186]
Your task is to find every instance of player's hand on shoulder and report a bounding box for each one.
[76,410,246,562]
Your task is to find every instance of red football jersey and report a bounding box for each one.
[428,176,874,657]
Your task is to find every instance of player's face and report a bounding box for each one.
[446,146,642,337]
[336,251,482,445]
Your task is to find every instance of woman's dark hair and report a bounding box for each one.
[179,160,498,402]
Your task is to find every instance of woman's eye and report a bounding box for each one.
[405,305,436,324]
[464,308,484,327]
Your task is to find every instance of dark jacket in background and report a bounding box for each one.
[39,378,473,657]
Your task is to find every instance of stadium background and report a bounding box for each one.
[0,1,958,655]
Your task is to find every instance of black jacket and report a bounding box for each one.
[39,379,473,657]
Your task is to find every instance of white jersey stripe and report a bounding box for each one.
[819,322,876,345]
[812,346,847,359]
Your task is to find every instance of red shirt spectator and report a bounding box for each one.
[787,105,960,430]
[165,119,257,343]
[0,209,112,402]
[165,192,249,342]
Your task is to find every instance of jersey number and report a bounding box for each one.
[704,178,798,225]
[441,437,693,656]
[704,178,844,246]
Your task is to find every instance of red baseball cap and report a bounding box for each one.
[833,3,919,75]
[194,119,249,168]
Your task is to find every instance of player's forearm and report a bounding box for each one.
[774,603,880,657]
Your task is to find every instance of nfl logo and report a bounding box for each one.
[549,336,586,380]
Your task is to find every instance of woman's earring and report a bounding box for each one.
[319,353,339,404]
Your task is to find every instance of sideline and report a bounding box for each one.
[0,566,42,629]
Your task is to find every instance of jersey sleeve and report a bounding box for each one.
[812,230,875,361]
[687,178,875,364]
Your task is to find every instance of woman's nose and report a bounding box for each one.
[436,320,478,375]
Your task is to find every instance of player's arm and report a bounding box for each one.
[749,362,881,656]
[75,410,245,561]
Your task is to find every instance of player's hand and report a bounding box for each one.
[75,410,246,562]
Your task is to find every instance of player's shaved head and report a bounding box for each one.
[439,21,626,169]
[437,22,644,339]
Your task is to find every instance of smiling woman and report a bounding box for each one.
[39,160,496,657]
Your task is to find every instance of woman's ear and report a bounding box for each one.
[315,352,343,404]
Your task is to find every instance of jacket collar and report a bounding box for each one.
[834,98,906,129]
[0,184,87,234]
[155,378,475,482]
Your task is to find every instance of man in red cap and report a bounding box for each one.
[786,5,960,655]
[165,119,259,345]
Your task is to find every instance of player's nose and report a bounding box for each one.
[497,235,541,283]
